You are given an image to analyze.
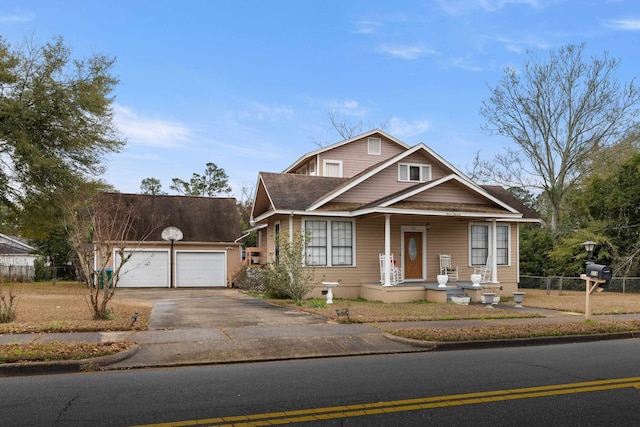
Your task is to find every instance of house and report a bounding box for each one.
[97,193,242,288]
[249,130,539,303]
[0,233,37,282]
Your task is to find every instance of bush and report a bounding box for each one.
[0,286,17,323]
[232,265,268,292]
[34,257,52,282]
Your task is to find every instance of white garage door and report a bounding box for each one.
[176,251,226,287]
[116,250,169,287]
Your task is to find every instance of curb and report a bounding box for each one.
[384,331,640,351]
[0,345,140,377]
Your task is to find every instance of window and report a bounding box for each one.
[368,137,381,155]
[323,160,343,177]
[304,219,354,266]
[309,160,316,176]
[470,224,510,266]
[398,163,431,182]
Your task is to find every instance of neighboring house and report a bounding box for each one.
[0,233,37,282]
[97,193,242,288]
[250,130,540,303]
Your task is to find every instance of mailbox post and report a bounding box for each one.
[581,263,612,321]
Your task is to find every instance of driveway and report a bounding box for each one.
[117,288,330,329]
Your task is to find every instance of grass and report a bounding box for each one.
[3,283,640,364]
[0,281,152,364]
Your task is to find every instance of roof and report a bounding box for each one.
[258,173,349,211]
[0,233,35,255]
[282,129,410,174]
[97,193,241,243]
[481,186,539,219]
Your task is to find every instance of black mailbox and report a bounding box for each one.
[585,263,612,288]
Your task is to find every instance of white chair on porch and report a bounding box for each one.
[439,254,459,282]
[379,253,403,285]
[474,255,492,283]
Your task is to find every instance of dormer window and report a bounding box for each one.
[323,160,343,177]
[368,137,381,155]
[398,163,431,182]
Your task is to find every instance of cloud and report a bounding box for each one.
[114,105,191,148]
[238,102,294,121]
[606,18,640,31]
[379,44,438,60]
[438,0,541,15]
[0,11,35,23]
[387,117,430,137]
[353,19,382,34]
[495,35,549,53]
[328,100,368,117]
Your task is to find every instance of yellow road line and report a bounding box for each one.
[131,376,640,427]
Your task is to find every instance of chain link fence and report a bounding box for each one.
[520,275,640,294]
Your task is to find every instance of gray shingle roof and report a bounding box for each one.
[259,173,349,210]
[98,193,241,242]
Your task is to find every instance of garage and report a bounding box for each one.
[176,251,226,287]
[116,250,170,288]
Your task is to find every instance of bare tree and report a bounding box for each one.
[66,191,165,319]
[480,43,640,234]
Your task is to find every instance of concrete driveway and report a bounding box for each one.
[117,288,330,329]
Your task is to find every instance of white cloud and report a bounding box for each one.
[328,100,368,117]
[495,35,549,53]
[606,18,640,31]
[438,0,541,15]
[387,117,430,137]
[379,44,438,60]
[0,11,35,23]
[449,57,484,71]
[114,105,191,148]
[353,19,382,34]
[242,102,294,121]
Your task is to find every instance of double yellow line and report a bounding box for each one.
[134,376,640,427]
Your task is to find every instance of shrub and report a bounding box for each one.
[263,232,320,302]
[0,286,17,323]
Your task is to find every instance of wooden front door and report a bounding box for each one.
[404,231,423,280]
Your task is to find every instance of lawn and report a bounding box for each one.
[0,282,152,364]
[2,283,640,363]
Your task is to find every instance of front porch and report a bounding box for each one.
[312,281,505,304]
[360,281,504,304]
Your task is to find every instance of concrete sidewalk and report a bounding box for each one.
[2,289,640,376]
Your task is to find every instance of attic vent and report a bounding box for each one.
[368,137,381,155]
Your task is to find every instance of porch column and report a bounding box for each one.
[383,214,391,286]
[491,219,498,283]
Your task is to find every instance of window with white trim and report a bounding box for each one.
[368,137,381,155]
[470,224,510,266]
[398,163,431,182]
[309,160,316,176]
[304,219,354,266]
[323,160,343,177]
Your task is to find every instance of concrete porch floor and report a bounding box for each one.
[360,281,503,303]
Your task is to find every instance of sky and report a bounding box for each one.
[2,0,639,201]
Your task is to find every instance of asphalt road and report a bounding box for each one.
[2,338,640,426]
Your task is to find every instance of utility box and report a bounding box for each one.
[585,263,612,288]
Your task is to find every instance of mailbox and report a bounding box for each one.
[585,263,612,288]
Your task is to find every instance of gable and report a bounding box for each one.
[284,130,409,177]
[331,148,458,205]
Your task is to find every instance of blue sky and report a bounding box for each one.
[2,0,639,201]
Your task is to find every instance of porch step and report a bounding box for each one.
[446,286,467,302]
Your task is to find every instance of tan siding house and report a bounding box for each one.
[251,130,539,303]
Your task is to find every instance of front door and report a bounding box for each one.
[404,231,423,280]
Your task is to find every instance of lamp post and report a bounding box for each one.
[582,240,596,264]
